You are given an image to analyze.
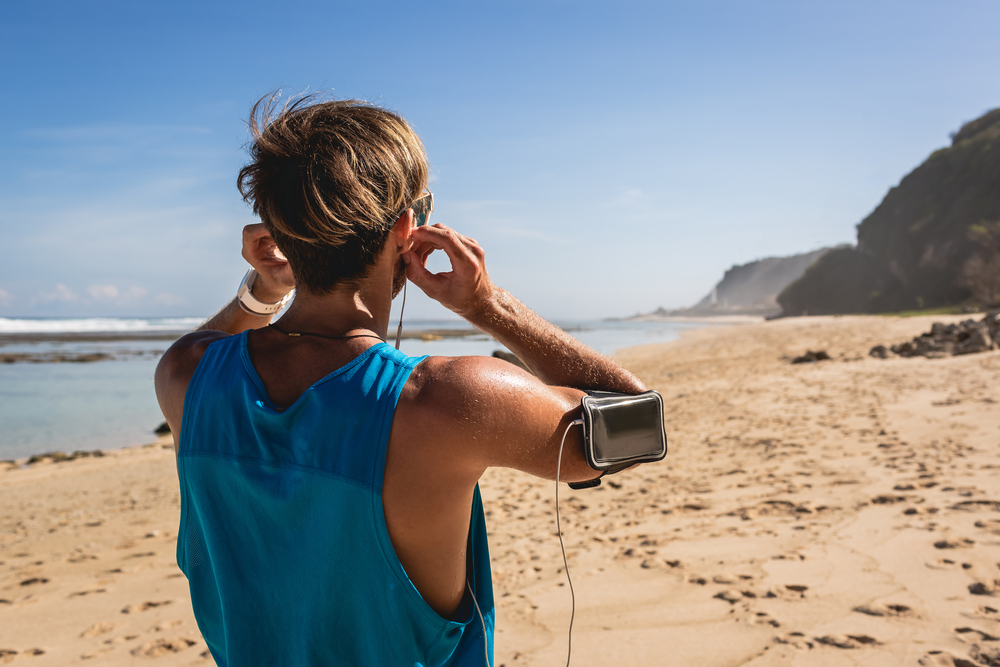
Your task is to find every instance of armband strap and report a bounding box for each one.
[568,475,603,490]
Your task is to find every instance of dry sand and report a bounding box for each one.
[2,314,999,666]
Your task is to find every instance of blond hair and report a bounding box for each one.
[237,93,428,292]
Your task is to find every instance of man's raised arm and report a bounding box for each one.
[195,224,295,335]
[404,224,647,395]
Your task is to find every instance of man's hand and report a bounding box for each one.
[241,224,295,302]
[403,224,496,319]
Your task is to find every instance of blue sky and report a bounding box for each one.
[2,0,999,320]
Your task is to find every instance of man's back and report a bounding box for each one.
[155,95,647,665]
[178,333,493,666]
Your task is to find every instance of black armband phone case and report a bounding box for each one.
[568,390,668,490]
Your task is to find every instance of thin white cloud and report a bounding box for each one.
[87,284,119,300]
[86,284,148,304]
[38,284,77,303]
[0,288,12,307]
[123,286,148,301]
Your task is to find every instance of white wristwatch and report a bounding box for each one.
[236,269,293,316]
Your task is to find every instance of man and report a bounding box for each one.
[155,94,646,666]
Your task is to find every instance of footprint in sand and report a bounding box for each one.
[814,634,881,649]
[67,553,98,563]
[0,648,44,663]
[749,611,780,627]
[935,539,975,549]
[954,627,1000,642]
[713,589,747,604]
[927,558,961,570]
[919,651,979,667]
[963,605,1000,623]
[130,638,196,658]
[80,621,117,638]
[69,588,106,598]
[969,645,1000,666]
[774,632,813,650]
[973,520,1000,535]
[149,620,184,633]
[18,578,48,587]
[968,581,1000,596]
[80,648,115,660]
[853,603,915,617]
[765,584,808,600]
[121,600,173,614]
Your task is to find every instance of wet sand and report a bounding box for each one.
[2,314,998,666]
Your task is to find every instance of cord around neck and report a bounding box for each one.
[268,322,386,343]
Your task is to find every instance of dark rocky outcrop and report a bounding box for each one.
[779,108,1000,315]
[25,450,104,464]
[791,350,831,364]
[870,312,999,359]
[0,352,112,363]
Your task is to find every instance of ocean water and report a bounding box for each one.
[0,317,714,460]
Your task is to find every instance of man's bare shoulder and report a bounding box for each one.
[398,354,582,442]
[402,354,543,415]
[158,330,231,384]
[154,330,232,438]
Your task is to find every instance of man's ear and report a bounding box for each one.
[390,209,415,251]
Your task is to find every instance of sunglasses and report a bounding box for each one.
[394,191,434,228]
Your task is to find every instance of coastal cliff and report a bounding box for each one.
[778,107,1000,315]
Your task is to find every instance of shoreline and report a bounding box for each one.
[616,314,765,324]
[0,327,487,364]
[0,326,485,346]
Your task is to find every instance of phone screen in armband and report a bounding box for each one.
[580,391,667,471]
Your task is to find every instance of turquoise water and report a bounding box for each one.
[0,319,713,460]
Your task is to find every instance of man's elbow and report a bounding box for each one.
[621,371,648,394]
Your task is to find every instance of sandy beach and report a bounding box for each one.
[2,314,999,666]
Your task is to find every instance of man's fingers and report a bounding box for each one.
[404,251,447,290]
[242,224,289,266]
[410,225,479,272]
[242,223,269,242]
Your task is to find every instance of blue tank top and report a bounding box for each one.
[176,332,494,666]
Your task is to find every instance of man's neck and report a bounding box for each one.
[278,273,396,340]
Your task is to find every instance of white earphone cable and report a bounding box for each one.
[555,418,585,667]
[394,278,407,350]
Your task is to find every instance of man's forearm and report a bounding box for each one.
[466,288,647,393]
[197,298,275,335]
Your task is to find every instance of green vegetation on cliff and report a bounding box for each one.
[778,108,1000,316]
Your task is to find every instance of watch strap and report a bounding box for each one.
[236,269,291,316]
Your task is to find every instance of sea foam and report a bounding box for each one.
[0,317,203,334]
